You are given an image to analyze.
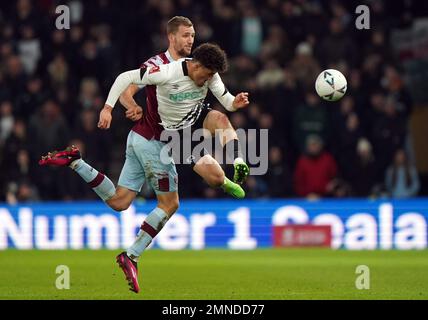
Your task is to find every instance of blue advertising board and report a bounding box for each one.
[1,199,427,250]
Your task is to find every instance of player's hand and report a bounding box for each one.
[232,92,249,109]
[98,105,113,129]
[125,106,143,121]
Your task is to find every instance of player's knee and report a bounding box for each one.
[208,170,225,187]
[108,199,131,212]
[159,198,179,216]
[106,187,136,212]
[169,199,179,214]
[215,111,230,128]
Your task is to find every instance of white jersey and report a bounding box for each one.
[106,59,236,130]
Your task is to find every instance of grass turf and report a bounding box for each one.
[1,249,428,300]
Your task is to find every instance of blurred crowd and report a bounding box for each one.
[0,0,426,203]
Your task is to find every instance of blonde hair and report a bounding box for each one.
[167,16,193,34]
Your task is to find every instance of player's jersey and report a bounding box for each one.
[106,54,235,140]
[131,51,173,140]
[136,60,233,131]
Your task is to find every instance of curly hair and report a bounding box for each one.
[192,43,228,73]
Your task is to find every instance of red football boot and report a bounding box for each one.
[38,146,81,167]
[116,252,140,293]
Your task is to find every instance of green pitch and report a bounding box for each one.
[1,249,428,300]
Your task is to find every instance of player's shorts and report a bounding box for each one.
[168,105,214,166]
[118,130,178,194]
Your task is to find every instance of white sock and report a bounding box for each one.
[127,207,169,261]
[234,157,245,165]
[72,159,115,201]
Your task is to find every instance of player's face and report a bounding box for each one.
[192,64,215,87]
[171,25,195,57]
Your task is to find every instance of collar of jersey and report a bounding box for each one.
[165,50,174,62]
[182,60,189,76]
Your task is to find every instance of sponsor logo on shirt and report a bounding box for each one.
[169,90,204,102]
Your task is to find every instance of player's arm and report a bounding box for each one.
[98,66,167,129]
[120,84,143,122]
[208,73,249,111]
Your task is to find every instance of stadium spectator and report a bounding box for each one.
[27,99,70,200]
[319,17,357,66]
[383,66,413,120]
[385,149,420,199]
[0,119,27,168]
[0,119,29,199]
[294,135,338,198]
[333,112,364,174]
[343,138,380,197]
[256,60,284,90]
[279,1,305,44]
[239,1,263,57]
[289,42,321,92]
[73,108,110,173]
[78,77,103,111]
[371,95,407,176]
[292,91,329,153]
[4,56,28,103]
[259,24,293,63]
[0,101,14,144]
[5,179,40,204]
[269,68,300,155]
[15,76,49,120]
[12,0,40,34]
[222,54,257,92]
[28,99,70,156]
[47,53,70,89]
[17,24,41,75]
[75,39,104,83]
[264,146,292,198]
[246,176,269,198]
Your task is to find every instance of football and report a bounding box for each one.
[315,69,347,101]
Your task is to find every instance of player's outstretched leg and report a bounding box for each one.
[203,110,250,184]
[39,145,116,201]
[39,145,138,212]
[193,154,245,199]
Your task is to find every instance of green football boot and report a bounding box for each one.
[233,160,250,185]
[221,177,246,199]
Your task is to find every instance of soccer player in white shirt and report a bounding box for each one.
[38,18,249,293]
[101,44,250,294]
[101,43,250,200]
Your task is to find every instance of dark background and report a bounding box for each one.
[0,0,427,202]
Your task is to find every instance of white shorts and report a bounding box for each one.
[118,131,178,194]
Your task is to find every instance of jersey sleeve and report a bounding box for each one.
[208,73,236,112]
[137,57,165,88]
[105,65,169,108]
[140,64,170,85]
[136,62,149,89]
